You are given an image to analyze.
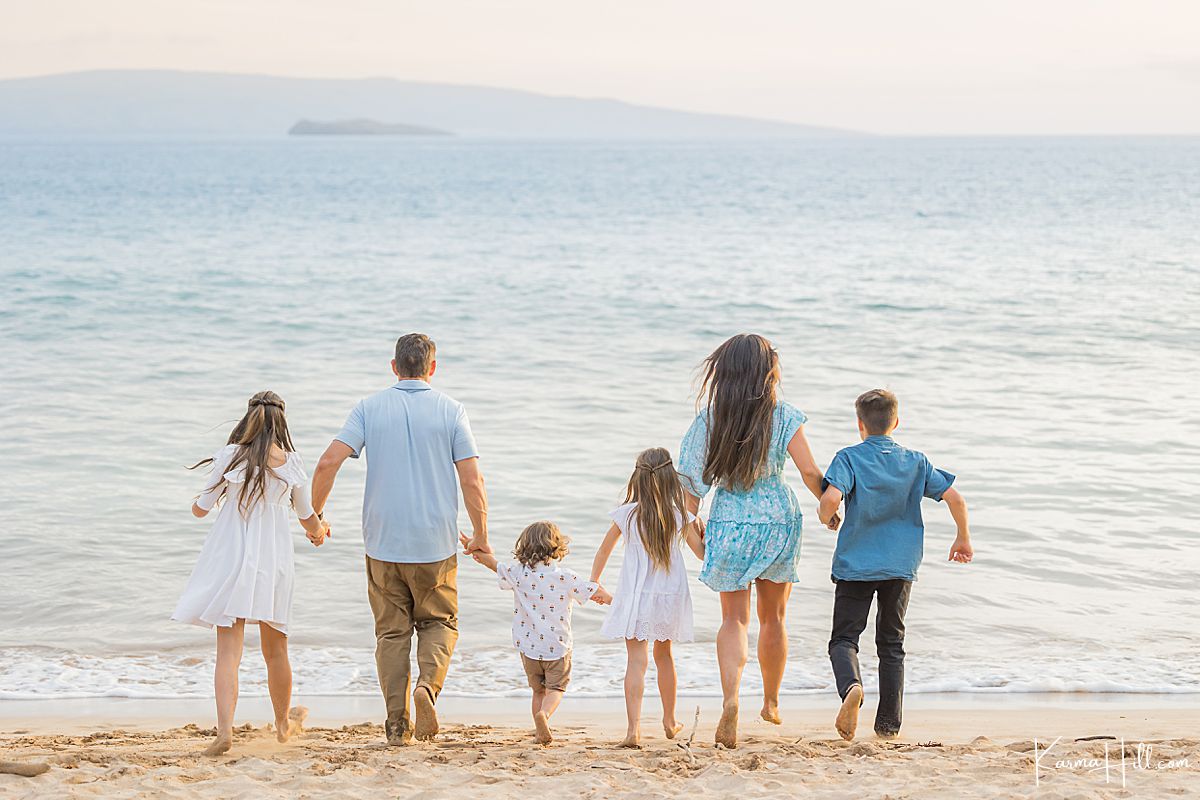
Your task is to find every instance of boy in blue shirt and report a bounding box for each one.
[817,389,972,741]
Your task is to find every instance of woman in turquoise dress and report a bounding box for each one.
[679,334,834,749]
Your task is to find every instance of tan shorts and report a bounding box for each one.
[521,653,572,692]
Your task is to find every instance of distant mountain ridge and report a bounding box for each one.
[0,70,862,139]
[289,118,451,136]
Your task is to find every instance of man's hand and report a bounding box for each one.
[590,586,613,605]
[465,533,492,555]
[949,533,973,563]
[825,512,841,532]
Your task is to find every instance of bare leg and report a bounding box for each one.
[755,579,792,725]
[534,688,564,745]
[206,620,245,756]
[653,640,683,739]
[715,590,751,748]
[259,623,305,743]
[531,687,550,744]
[621,640,649,747]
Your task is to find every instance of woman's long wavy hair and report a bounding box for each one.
[697,334,781,492]
[189,390,296,515]
[624,447,688,571]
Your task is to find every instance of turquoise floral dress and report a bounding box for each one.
[678,402,808,592]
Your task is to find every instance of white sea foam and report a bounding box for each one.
[2,645,1196,701]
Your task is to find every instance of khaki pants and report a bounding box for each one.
[366,555,459,735]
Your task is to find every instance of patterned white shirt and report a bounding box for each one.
[496,561,597,660]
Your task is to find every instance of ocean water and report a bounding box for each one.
[2,136,1198,705]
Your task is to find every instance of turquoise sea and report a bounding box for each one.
[1,136,1198,700]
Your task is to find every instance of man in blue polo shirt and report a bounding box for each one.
[817,389,972,742]
[312,333,489,746]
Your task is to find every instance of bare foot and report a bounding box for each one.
[202,733,232,757]
[533,712,553,745]
[664,721,684,739]
[715,701,738,749]
[760,700,782,725]
[836,685,863,741]
[618,732,641,748]
[276,706,308,744]
[413,685,439,741]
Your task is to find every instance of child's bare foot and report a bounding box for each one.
[664,720,684,739]
[760,700,782,725]
[276,706,308,743]
[533,712,553,745]
[618,731,641,748]
[203,732,232,756]
[413,685,439,741]
[715,700,738,749]
[836,685,863,741]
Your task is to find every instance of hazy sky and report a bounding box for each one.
[4,1,1198,134]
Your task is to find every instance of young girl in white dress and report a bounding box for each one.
[591,447,705,748]
[172,391,329,756]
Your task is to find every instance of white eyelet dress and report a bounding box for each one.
[171,444,312,635]
[599,502,694,642]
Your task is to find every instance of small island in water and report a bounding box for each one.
[288,118,452,136]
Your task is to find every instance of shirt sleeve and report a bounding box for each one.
[451,406,480,462]
[195,445,236,511]
[495,562,516,591]
[562,567,598,605]
[677,413,712,498]
[922,457,956,501]
[822,450,855,496]
[334,402,367,458]
[289,455,316,519]
[778,402,809,450]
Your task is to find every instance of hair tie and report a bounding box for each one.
[250,398,283,409]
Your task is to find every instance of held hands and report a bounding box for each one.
[308,520,331,547]
[948,532,973,563]
[825,512,841,532]
[590,586,613,606]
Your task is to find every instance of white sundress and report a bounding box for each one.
[600,502,694,642]
[171,444,312,635]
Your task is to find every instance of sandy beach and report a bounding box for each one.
[1,696,1195,798]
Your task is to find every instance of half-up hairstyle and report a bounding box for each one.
[697,333,781,492]
[624,447,688,571]
[190,390,296,515]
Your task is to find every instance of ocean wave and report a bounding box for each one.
[2,646,1196,701]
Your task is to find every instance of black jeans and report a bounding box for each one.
[828,579,913,735]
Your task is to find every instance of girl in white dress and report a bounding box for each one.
[591,447,705,747]
[172,391,329,756]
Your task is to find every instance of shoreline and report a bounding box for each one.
[1,691,1191,735]
[1,695,1196,798]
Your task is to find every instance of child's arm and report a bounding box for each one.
[942,488,973,563]
[818,485,842,530]
[590,523,622,583]
[683,517,705,559]
[459,532,499,571]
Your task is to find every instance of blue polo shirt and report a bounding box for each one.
[823,436,955,582]
[335,380,479,564]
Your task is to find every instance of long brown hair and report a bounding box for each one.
[190,390,296,515]
[624,447,688,571]
[697,334,781,492]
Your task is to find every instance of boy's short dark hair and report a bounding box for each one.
[856,389,899,435]
[395,333,436,377]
